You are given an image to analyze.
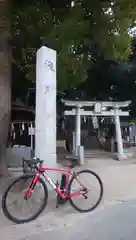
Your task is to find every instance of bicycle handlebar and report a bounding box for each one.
[22,157,43,168]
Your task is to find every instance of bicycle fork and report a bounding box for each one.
[24,174,39,200]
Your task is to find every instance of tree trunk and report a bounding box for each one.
[0,0,11,176]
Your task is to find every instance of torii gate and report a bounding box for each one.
[63,100,131,162]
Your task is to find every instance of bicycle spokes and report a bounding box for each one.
[69,170,103,212]
[4,177,45,220]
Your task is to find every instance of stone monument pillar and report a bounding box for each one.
[35,46,57,177]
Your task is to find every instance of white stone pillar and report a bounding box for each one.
[35,46,57,176]
[72,131,76,155]
[114,107,126,160]
[75,106,81,156]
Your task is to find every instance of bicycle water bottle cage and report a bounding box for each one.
[56,173,67,208]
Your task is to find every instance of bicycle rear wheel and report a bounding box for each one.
[68,169,103,213]
[2,174,48,224]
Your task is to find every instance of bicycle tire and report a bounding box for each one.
[2,174,48,224]
[68,169,103,213]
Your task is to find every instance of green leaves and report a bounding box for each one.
[12,0,136,91]
[57,45,87,90]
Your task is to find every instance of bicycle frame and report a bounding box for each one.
[25,166,81,200]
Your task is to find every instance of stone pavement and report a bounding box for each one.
[24,198,136,240]
[0,157,136,239]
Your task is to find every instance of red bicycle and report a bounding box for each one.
[2,157,103,224]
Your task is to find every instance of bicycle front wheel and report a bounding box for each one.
[68,169,103,213]
[2,174,48,224]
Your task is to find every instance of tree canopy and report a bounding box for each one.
[11,0,136,91]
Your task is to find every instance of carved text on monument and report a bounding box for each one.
[44,60,55,72]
